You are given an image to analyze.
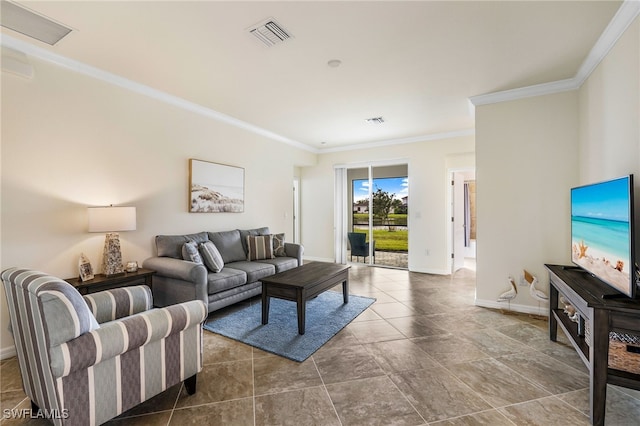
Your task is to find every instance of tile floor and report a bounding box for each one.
[2,262,640,425]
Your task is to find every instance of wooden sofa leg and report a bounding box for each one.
[184,374,197,395]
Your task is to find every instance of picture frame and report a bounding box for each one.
[189,159,244,213]
[78,253,94,282]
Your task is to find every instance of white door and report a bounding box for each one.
[452,172,465,272]
[293,178,300,244]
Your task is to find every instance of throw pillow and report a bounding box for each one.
[272,233,286,257]
[182,241,203,264]
[247,235,274,261]
[199,241,224,273]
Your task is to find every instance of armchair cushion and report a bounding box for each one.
[39,279,100,347]
[83,285,153,324]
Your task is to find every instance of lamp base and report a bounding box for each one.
[102,232,124,276]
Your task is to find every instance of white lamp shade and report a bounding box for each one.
[88,206,136,232]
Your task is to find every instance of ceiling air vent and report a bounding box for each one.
[365,117,385,124]
[249,19,292,47]
[1,0,72,46]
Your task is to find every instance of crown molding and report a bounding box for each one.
[469,78,578,107]
[0,34,316,153]
[318,129,476,153]
[574,0,640,86]
[3,0,637,153]
[470,0,640,107]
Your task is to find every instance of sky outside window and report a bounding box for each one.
[353,177,408,202]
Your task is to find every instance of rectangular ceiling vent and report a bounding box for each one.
[249,19,292,47]
[1,0,72,46]
[365,117,385,124]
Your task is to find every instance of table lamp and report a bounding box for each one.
[88,205,136,276]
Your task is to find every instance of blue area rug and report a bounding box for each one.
[203,291,375,362]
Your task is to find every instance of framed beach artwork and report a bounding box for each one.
[189,159,244,213]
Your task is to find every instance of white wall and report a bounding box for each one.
[301,136,475,274]
[578,16,639,184]
[0,57,315,357]
[475,92,579,315]
[474,16,639,315]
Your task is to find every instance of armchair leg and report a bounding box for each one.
[184,374,197,395]
[31,400,40,416]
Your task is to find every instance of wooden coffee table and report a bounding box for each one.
[261,262,351,334]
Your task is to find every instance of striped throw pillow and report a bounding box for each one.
[247,235,274,261]
[199,241,224,272]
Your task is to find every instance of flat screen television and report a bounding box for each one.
[571,175,636,298]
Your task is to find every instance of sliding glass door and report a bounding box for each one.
[341,163,408,269]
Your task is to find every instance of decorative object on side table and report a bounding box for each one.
[78,253,94,282]
[125,261,139,273]
[88,205,136,277]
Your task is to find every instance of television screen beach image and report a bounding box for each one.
[571,176,632,295]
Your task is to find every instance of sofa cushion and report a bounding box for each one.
[239,227,270,254]
[156,232,209,259]
[182,241,203,264]
[208,230,246,263]
[272,233,286,257]
[199,241,224,273]
[225,261,275,283]
[247,235,274,261]
[206,267,247,294]
[254,257,298,273]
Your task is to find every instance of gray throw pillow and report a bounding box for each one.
[272,233,286,257]
[182,241,203,264]
[199,241,224,273]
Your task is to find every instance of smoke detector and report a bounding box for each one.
[365,117,385,124]
[248,18,292,47]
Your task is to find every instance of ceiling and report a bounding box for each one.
[0,1,627,152]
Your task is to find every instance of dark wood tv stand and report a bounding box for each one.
[546,264,640,426]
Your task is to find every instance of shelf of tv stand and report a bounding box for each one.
[546,264,640,426]
[551,307,590,364]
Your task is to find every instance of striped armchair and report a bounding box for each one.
[2,268,207,426]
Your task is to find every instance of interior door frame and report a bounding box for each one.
[449,168,475,272]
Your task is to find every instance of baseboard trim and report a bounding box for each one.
[475,298,548,317]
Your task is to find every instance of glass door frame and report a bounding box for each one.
[334,158,410,267]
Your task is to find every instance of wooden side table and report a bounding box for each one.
[65,268,155,295]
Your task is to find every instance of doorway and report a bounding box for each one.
[339,163,409,269]
[450,170,476,272]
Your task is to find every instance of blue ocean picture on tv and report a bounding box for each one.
[571,176,631,294]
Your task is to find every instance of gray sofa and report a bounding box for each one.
[142,227,303,313]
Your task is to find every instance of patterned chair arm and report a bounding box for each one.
[83,285,153,324]
[50,300,206,378]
